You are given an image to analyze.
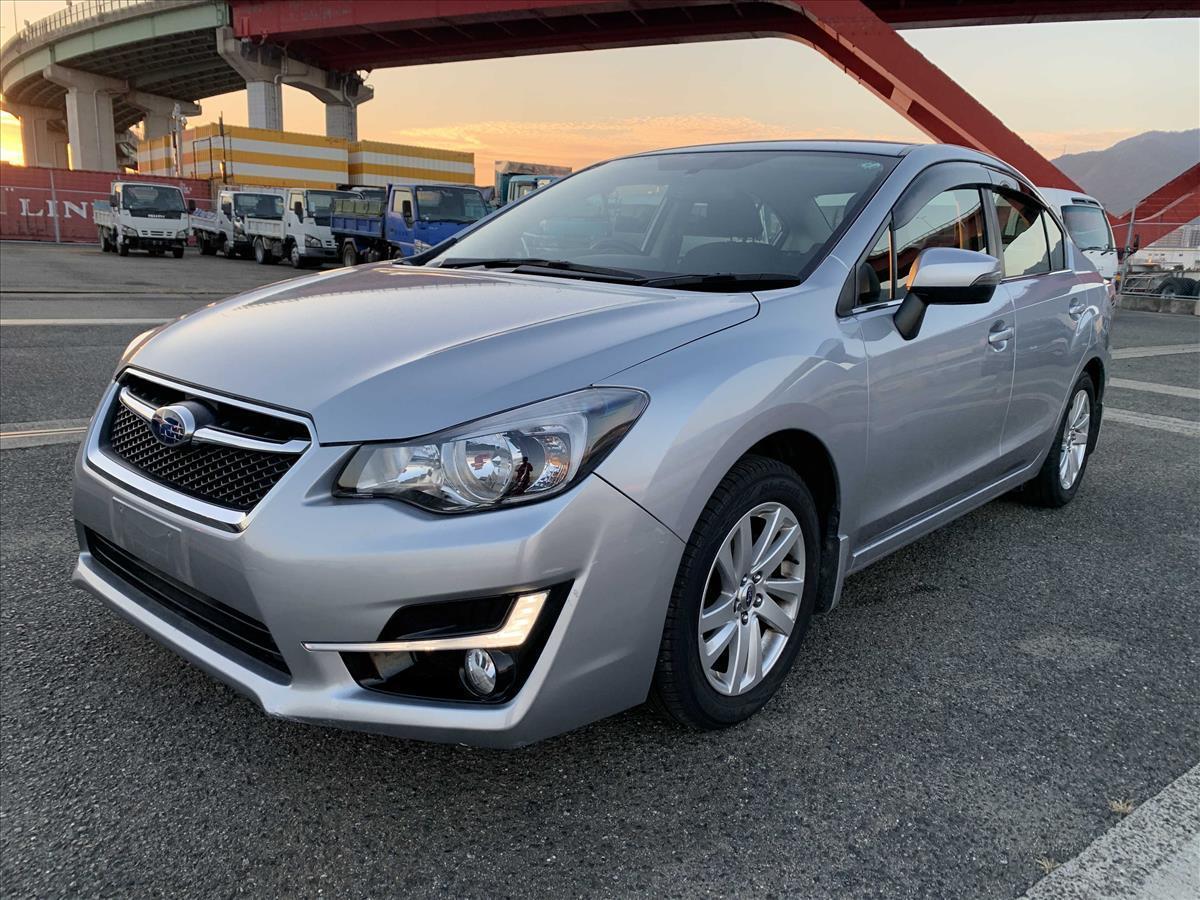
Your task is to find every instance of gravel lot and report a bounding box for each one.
[2,241,1198,898]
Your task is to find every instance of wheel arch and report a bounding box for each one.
[738,429,844,614]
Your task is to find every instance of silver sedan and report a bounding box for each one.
[72,141,1110,747]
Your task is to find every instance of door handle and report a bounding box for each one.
[988,325,1014,347]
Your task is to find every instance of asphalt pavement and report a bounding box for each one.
[1,241,1198,898]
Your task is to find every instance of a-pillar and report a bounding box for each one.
[41,64,127,171]
[4,102,69,168]
[126,91,202,141]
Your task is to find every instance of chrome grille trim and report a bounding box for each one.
[118,385,310,455]
[85,371,316,531]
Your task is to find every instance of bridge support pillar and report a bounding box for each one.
[324,95,370,141]
[126,91,202,141]
[3,101,69,168]
[215,26,370,136]
[42,64,127,171]
[246,80,283,130]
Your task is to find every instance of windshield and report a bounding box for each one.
[429,150,895,280]
[1061,204,1113,251]
[234,193,284,219]
[416,186,489,224]
[122,184,185,214]
[306,190,358,224]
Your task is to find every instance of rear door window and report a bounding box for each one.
[992,191,1051,277]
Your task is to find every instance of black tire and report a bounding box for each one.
[199,237,216,256]
[253,237,275,265]
[1023,373,1097,508]
[289,244,303,268]
[224,241,240,260]
[1158,278,1187,297]
[652,455,820,730]
[342,242,358,268]
[117,240,129,257]
[172,246,185,259]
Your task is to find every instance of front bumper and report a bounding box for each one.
[72,430,683,747]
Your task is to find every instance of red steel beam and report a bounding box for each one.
[230,0,1200,191]
[1110,163,1200,249]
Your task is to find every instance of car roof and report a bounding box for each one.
[620,139,1019,173]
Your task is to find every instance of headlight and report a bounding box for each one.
[337,388,648,513]
[304,234,322,248]
[121,225,138,236]
[176,229,189,239]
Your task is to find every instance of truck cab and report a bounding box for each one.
[1038,187,1118,281]
[284,188,359,267]
[193,189,284,259]
[501,174,560,206]
[332,183,490,265]
[94,182,191,258]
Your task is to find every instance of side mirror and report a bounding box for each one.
[894,247,1002,340]
[293,200,305,219]
[187,199,197,213]
[401,199,413,225]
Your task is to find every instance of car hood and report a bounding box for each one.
[129,263,758,442]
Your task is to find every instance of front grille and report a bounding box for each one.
[86,528,290,678]
[104,374,307,512]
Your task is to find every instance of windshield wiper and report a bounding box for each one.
[438,257,649,283]
[643,272,804,291]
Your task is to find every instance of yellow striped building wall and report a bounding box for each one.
[136,126,475,191]
[347,140,474,187]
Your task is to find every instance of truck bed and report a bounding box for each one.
[189,209,221,233]
[243,218,285,241]
[330,198,385,239]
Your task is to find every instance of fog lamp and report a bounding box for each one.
[463,649,497,697]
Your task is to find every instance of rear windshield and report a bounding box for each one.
[1061,204,1113,252]
[429,150,896,279]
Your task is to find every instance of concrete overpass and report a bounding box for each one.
[1,0,1196,181]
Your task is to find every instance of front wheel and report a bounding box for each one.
[652,455,820,730]
[1023,373,1097,508]
[172,246,185,259]
[117,239,129,257]
[289,244,303,268]
[342,242,358,268]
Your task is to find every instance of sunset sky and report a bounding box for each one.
[2,1,1198,173]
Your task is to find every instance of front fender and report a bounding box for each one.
[595,288,869,547]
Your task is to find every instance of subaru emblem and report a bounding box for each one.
[150,403,206,447]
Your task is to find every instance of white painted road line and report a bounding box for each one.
[1023,764,1200,900]
[1109,379,1200,400]
[0,418,91,450]
[0,317,170,326]
[1113,344,1200,360]
[1105,408,1200,438]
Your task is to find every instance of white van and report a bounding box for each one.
[1038,188,1118,281]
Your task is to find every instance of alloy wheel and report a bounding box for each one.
[697,502,805,696]
[1059,389,1091,490]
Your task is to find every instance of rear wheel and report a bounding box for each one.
[1023,373,1097,508]
[199,236,217,256]
[652,455,820,730]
